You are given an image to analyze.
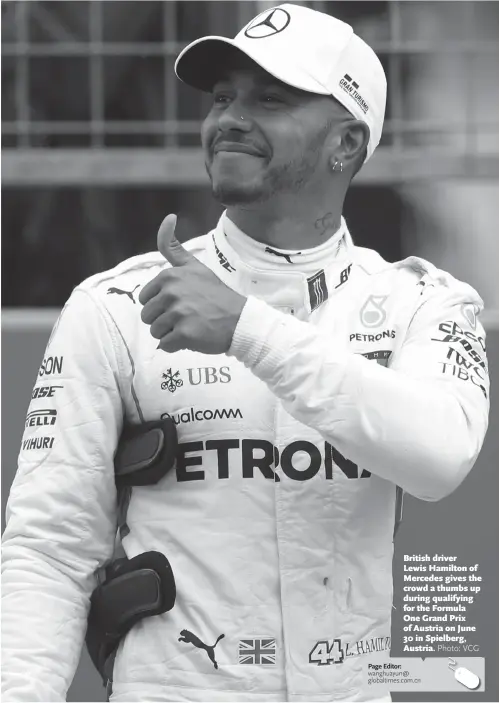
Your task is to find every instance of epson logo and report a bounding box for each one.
[38,356,63,377]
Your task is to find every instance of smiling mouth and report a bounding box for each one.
[214,144,265,157]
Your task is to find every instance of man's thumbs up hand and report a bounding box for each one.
[139,214,247,354]
[157,214,192,267]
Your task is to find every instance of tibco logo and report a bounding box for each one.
[162,407,242,425]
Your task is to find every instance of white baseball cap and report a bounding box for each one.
[175,3,387,161]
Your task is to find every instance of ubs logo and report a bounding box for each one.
[161,366,232,393]
[161,369,184,393]
[244,8,291,38]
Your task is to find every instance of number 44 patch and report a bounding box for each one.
[309,639,344,666]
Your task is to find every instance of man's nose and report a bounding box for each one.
[216,102,253,133]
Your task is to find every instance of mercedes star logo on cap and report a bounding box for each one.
[244,8,291,39]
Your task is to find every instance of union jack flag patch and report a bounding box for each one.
[238,638,276,665]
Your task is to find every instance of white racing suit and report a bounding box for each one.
[2,213,490,702]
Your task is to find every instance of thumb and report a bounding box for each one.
[157,214,192,266]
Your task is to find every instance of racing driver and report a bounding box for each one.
[2,4,490,702]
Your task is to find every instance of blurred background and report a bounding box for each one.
[2,1,499,701]
[2,0,499,309]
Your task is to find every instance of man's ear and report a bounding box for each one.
[338,120,370,169]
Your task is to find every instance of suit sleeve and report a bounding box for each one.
[228,283,489,502]
[1,289,123,702]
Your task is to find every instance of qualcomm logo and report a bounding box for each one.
[162,407,243,425]
[244,8,291,38]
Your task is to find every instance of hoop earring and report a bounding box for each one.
[333,159,343,173]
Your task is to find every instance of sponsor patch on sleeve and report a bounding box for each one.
[430,317,488,398]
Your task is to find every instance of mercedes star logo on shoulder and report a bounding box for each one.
[244,8,291,38]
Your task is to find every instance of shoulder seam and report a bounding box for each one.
[78,234,212,292]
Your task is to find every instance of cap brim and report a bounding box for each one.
[174,36,329,96]
[175,37,241,92]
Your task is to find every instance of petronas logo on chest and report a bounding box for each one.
[359,295,388,328]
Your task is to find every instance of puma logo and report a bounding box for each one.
[107,284,140,303]
[179,629,225,670]
[264,246,301,264]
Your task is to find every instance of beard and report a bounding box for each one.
[209,157,317,205]
[206,121,333,206]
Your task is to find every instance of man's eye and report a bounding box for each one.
[262,94,285,105]
[213,94,231,104]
